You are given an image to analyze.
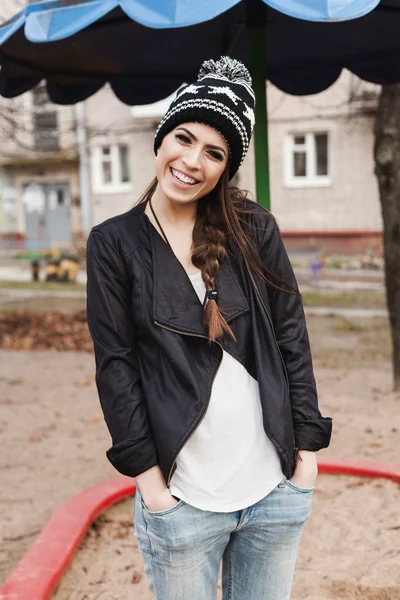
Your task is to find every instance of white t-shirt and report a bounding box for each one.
[169,272,283,512]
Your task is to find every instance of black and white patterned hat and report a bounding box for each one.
[154,56,255,180]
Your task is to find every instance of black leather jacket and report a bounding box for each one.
[86,200,332,485]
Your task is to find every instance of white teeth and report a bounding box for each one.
[171,168,198,185]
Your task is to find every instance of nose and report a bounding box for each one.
[182,146,202,171]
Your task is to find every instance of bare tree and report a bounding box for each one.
[374,84,400,391]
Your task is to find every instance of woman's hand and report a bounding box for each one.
[135,465,179,511]
[289,449,318,489]
[142,489,180,512]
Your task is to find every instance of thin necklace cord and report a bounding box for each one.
[148,197,173,253]
[147,198,217,305]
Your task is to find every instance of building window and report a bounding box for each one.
[92,144,131,193]
[284,132,331,188]
[31,85,59,152]
[100,146,112,185]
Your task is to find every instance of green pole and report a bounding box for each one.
[249,26,270,211]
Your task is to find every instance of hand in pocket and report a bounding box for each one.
[143,490,180,512]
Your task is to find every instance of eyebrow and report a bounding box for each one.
[176,127,227,156]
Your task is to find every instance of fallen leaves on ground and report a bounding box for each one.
[0,309,93,352]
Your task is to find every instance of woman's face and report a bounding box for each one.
[155,122,229,205]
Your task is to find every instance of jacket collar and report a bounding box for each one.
[143,209,249,337]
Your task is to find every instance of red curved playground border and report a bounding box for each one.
[1,458,399,600]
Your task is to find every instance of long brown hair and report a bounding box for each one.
[139,166,298,342]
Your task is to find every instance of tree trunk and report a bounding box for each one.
[374,84,400,391]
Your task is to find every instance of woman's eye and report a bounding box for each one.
[209,151,224,161]
[176,134,191,143]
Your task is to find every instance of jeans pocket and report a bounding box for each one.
[140,497,185,516]
[284,478,314,493]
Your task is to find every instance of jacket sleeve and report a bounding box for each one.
[258,213,332,451]
[86,229,159,477]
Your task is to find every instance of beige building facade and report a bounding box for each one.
[87,70,382,253]
[266,70,382,252]
[0,66,382,253]
[0,89,80,249]
[1,0,81,248]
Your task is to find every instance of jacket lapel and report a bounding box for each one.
[148,216,249,336]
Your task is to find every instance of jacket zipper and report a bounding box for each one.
[154,320,223,488]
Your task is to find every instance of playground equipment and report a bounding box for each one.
[44,250,80,283]
[0,459,399,600]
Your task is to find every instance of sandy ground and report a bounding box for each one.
[0,315,399,598]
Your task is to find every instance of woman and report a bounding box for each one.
[86,57,332,600]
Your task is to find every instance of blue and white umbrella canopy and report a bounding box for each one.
[0,0,395,105]
[0,0,381,41]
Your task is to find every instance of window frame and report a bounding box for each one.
[91,143,132,194]
[284,131,331,189]
[31,85,60,152]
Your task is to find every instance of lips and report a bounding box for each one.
[170,167,199,185]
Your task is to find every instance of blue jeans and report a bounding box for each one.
[134,479,313,600]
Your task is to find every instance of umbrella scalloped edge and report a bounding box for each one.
[0,459,399,600]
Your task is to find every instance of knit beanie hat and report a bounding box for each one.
[154,57,255,180]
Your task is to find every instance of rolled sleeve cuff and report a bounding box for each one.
[294,417,333,451]
[106,435,159,478]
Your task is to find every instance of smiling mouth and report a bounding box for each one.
[170,167,200,185]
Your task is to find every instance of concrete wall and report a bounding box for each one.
[85,86,153,225]
[87,71,383,253]
[0,94,76,162]
[266,70,382,234]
